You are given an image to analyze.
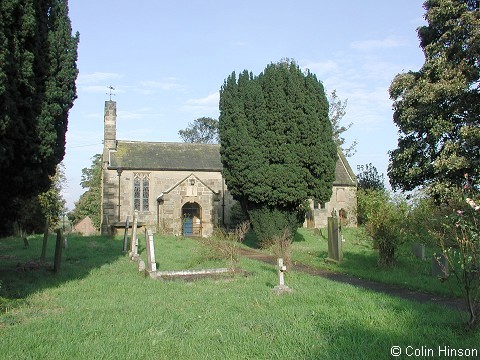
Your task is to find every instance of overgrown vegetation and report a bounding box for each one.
[200,221,250,271]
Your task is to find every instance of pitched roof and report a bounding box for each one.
[108,141,356,186]
[109,141,223,171]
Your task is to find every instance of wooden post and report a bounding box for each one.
[53,229,63,273]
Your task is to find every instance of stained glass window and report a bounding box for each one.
[134,173,149,211]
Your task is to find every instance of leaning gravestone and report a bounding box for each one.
[144,229,157,278]
[122,216,130,254]
[129,211,139,259]
[432,253,449,278]
[411,242,426,260]
[327,209,342,263]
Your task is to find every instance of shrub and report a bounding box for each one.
[356,189,389,226]
[433,177,479,331]
[200,221,250,271]
[248,206,304,244]
[365,196,407,267]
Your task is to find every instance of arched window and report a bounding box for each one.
[134,173,150,211]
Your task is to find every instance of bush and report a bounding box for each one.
[365,196,407,267]
[356,189,389,226]
[229,202,248,229]
[248,206,304,244]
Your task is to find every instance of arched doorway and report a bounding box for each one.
[182,202,202,236]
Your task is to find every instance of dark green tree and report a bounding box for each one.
[69,154,102,230]
[178,117,219,144]
[0,0,79,234]
[219,60,337,241]
[388,0,479,198]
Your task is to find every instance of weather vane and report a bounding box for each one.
[107,85,116,101]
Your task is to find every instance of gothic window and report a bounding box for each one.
[134,173,150,211]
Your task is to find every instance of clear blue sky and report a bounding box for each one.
[63,0,427,210]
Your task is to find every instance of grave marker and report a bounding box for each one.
[327,209,342,263]
[273,258,292,294]
[122,216,129,254]
[411,242,426,260]
[145,229,157,277]
[129,211,139,259]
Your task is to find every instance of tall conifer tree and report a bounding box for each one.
[0,0,78,233]
[219,60,336,241]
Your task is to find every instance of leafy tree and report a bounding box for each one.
[16,163,66,234]
[0,0,79,234]
[70,154,102,230]
[178,117,219,144]
[219,59,337,242]
[328,90,357,157]
[356,163,385,191]
[388,0,480,198]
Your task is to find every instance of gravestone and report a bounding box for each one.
[129,211,139,259]
[144,229,157,277]
[53,229,63,273]
[273,258,292,294]
[411,242,426,260]
[122,216,129,254]
[327,209,342,263]
[432,253,449,278]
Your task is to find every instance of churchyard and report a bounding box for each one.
[1,228,479,359]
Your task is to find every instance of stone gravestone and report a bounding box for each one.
[432,253,449,278]
[273,258,292,294]
[327,209,342,263]
[411,242,426,260]
[122,216,129,254]
[129,211,139,259]
[144,229,157,278]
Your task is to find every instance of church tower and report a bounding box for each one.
[104,100,117,150]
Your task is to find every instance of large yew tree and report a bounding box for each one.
[388,0,479,197]
[219,60,337,241]
[0,0,78,233]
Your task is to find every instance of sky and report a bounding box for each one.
[63,0,427,210]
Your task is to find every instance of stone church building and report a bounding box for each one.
[101,100,357,236]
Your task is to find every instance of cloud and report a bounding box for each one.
[139,78,184,91]
[182,92,220,117]
[350,36,407,51]
[77,72,123,84]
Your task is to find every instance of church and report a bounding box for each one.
[100,100,357,236]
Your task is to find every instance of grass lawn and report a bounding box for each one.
[245,227,464,298]
[0,233,478,359]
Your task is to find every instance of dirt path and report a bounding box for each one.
[239,248,466,311]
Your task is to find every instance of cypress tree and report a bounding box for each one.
[219,60,336,241]
[0,0,78,234]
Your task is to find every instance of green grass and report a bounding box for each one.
[0,233,478,359]
[245,227,464,298]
